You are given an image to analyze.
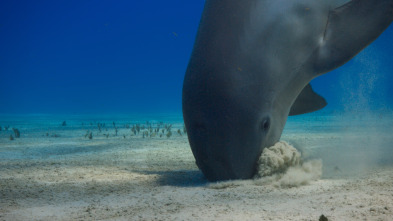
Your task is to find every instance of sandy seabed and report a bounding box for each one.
[1,113,393,220]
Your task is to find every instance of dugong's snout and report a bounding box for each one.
[195,153,258,181]
[186,116,272,181]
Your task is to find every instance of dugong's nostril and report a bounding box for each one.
[260,117,271,132]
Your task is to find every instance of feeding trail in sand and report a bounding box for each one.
[254,141,322,188]
[208,141,322,189]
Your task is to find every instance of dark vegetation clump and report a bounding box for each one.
[319,215,328,221]
[12,128,20,138]
[183,125,187,134]
[4,125,9,131]
[77,120,186,140]
[165,124,172,132]
[44,132,59,137]
[95,122,105,133]
[143,131,148,138]
[131,125,137,135]
[62,121,67,126]
[113,122,118,136]
[83,130,93,139]
[166,131,172,138]
[9,135,14,141]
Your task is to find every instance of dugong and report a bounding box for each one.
[182,0,393,181]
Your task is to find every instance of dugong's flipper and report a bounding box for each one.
[289,84,327,116]
[313,0,393,75]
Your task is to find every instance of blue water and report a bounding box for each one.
[1,0,393,175]
[1,3,393,220]
[1,1,392,115]
[1,1,393,175]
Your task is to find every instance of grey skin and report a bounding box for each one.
[182,0,393,181]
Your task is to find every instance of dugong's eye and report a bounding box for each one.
[260,117,271,132]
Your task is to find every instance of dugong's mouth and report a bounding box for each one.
[196,159,233,181]
[195,152,259,181]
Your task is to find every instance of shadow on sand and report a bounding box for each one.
[139,169,208,187]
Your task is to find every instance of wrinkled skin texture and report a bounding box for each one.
[182,0,393,181]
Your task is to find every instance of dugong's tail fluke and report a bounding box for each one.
[313,0,393,75]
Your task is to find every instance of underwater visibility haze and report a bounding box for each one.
[0,0,392,114]
[1,1,393,220]
[0,0,205,114]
